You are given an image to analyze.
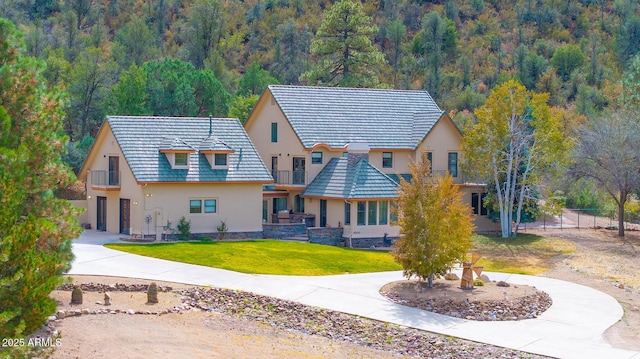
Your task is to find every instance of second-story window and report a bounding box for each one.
[448,152,458,177]
[214,153,227,166]
[175,153,188,166]
[382,152,393,168]
[271,122,278,142]
[312,151,323,164]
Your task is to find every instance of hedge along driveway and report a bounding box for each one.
[105,240,402,276]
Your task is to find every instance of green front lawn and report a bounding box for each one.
[105,240,402,276]
[471,234,575,275]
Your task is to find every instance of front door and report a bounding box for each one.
[97,196,107,231]
[292,157,305,185]
[119,199,130,235]
[320,199,327,227]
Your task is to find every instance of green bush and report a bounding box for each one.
[177,216,191,240]
[473,279,485,286]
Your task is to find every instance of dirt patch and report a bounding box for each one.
[380,278,551,321]
[42,276,550,359]
[532,227,640,351]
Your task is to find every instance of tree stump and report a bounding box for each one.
[71,286,83,305]
[147,282,158,304]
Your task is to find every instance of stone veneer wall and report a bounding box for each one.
[263,223,307,239]
[194,231,264,240]
[308,227,344,246]
[348,236,399,249]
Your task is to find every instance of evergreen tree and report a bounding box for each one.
[300,0,386,87]
[0,19,81,338]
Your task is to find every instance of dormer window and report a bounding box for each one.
[214,153,227,166]
[159,137,196,170]
[175,153,188,166]
[199,135,234,169]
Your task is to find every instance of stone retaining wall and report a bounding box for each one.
[194,231,264,240]
[308,227,344,245]
[348,236,398,249]
[263,223,307,239]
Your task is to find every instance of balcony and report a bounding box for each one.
[90,170,121,190]
[272,170,308,187]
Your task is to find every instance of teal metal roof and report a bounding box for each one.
[105,116,272,183]
[302,157,399,199]
[268,85,445,150]
[387,173,413,184]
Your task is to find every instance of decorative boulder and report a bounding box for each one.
[71,286,83,305]
[497,281,510,287]
[480,274,491,283]
[147,282,158,304]
[444,273,459,281]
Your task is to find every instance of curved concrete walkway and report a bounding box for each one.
[69,231,640,359]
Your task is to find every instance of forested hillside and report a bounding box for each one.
[3,0,639,168]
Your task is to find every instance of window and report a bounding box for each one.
[472,193,479,215]
[190,199,217,213]
[448,152,458,177]
[426,152,433,173]
[214,153,227,166]
[480,193,488,215]
[472,192,488,215]
[271,122,278,142]
[190,200,202,213]
[379,201,388,225]
[382,152,393,168]
[294,195,305,213]
[368,201,377,225]
[390,201,398,222]
[175,153,188,166]
[357,202,366,225]
[204,199,217,213]
[344,202,351,225]
[312,151,323,164]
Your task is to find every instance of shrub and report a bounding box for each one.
[177,216,191,240]
[217,221,228,240]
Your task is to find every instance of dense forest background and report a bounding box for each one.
[5,0,640,209]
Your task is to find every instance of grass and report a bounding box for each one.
[471,233,576,275]
[104,240,402,276]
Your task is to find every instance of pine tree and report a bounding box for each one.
[0,19,82,338]
[300,0,386,87]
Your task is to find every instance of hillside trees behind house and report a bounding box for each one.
[0,19,82,341]
[7,0,638,141]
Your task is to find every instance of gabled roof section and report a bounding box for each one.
[268,85,444,150]
[159,137,195,152]
[105,116,271,183]
[199,135,234,153]
[302,157,399,199]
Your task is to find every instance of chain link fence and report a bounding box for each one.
[518,208,640,231]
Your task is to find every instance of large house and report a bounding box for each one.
[79,116,272,239]
[245,85,493,246]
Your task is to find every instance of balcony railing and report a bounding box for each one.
[272,170,308,186]
[91,170,121,189]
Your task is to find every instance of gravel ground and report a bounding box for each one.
[44,283,550,359]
